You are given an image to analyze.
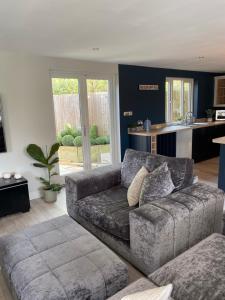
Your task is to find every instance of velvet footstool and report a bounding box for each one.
[0,215,128,300]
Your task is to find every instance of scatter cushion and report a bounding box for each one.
[108,278,174,300]
[140,162,175,206]
[127,166,149,206]
[0,215,128,300]
[121,284,173,300]
[121,149,150,188]
[108,278,157,300]
[146,154,194,191]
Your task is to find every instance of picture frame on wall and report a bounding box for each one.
[0,99,7,153]
[139,84,159,91]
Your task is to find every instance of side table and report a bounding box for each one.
[0,177,30,217]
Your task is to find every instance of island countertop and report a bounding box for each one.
[213,136,225,144]
[128,120,225,137]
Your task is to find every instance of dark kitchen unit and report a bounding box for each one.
[129,122,225,162]
[192,124,225,162]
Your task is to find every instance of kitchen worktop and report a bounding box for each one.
[213,136,225,144]
[128,120,225,137]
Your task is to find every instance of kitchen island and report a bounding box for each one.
[213,136,225,192]
[128,121,225,160]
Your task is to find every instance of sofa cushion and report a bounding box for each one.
[121,149,150,188]
[108,278,157,300]
[121,284,173,300]
[139,162,175,206]
[149,233,225,300]
[108,278,174,300]
[127,166,149,206]
[75,185,136,241]
[146,154,194,191]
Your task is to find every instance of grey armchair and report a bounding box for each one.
[66,149,224,275]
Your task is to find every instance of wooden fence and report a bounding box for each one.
[53,92,110,136]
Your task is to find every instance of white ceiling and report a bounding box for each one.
[1,0,225,72]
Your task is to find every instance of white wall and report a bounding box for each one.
[0,52,118,199]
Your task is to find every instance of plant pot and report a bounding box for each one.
[207,117,213,122]
[43,189,57,203]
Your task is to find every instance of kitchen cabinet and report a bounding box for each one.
[214,76,225,107]
[129,133,176,157]
[129,135,151,152]
[192,124,225,162]
[157,133,176,157]
[128,123,225,162]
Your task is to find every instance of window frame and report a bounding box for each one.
[165,77,194,123]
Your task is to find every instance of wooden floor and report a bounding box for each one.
[0,157,219,299]
[194,157,219,188]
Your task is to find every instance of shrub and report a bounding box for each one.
[74,136,82,147]
[95,136,110,145]
[105,136,110,144]
[60,124,80,138]
[90,138,97,145]
[89,125,98,139]
[61,135,74,146]
[57,133,63,145]
[75,128,82,136]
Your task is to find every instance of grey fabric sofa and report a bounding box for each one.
[66,149,225,275]
[109,233,225,300]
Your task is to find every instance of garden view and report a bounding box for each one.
[52,78,111,174]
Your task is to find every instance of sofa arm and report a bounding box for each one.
[66,165,121,214]
[178,182,225,234]
[129,182,225,275]
[129,203,177,275]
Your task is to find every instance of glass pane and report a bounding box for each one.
[172,80,182,122]
[52,78,84,175]
[184,82,190,116]
[86,79,112,169]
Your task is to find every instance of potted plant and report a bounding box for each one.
[206,109,215,122]
[26,143,64,203]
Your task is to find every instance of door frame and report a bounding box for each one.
[50,70,120,171]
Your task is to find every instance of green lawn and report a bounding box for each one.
[59,144,110,164]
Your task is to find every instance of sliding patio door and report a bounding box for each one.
[86,79,112,168]
[51,74,118,175]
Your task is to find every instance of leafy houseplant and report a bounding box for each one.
[206,109,215,122]
[26,143,64,203]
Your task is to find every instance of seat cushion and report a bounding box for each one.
[121,149,150,188]
[149,233,225,300]
[0,215,128,300]
[146,154,194,191]
[75,185,136,241]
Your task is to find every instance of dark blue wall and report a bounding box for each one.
[119,64,220,157]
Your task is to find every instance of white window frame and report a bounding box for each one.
[165,77,194,123]
[50,70,120,171]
